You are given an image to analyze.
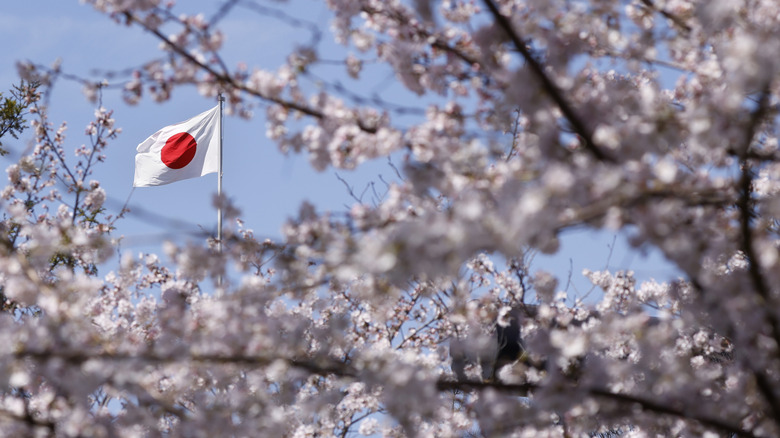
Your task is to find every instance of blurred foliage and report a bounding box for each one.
[0,80,38,156]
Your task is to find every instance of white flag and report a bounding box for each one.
[133,105,220,187]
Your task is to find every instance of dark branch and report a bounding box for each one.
[556,186,734,231]
[439,379,755,438]
[639,0,692,33]
[359,4,481,68]
[208,0,240,27]
[17,347,751,437]
[481,0,614,162]
[588,387,754,438]
[735,87,780,425]
[123,11,379,134]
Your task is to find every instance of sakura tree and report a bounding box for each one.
[5,0,780,436]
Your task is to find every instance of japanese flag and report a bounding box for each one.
[133,105,220,187]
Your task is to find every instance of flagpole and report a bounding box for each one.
[217,93,224,289]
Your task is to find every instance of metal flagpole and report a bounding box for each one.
[217,93,224,289]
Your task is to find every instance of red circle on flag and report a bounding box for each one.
[161,132,197,169]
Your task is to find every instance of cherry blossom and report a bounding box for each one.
[4,0,780,436]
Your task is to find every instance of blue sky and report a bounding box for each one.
[0,0,678,299]
[1,1,370,243]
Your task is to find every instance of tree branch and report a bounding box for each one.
[587,387,752,438]
[15,347,753,436]
[359,4,481,68]
[481,0,614,162]
[639,0,692,33]
[555,186,734,231]
[439,379,755,438]
[735,87,780,425]
[123,11,379,134]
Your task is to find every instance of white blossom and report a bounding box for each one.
[4,0,780,436]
